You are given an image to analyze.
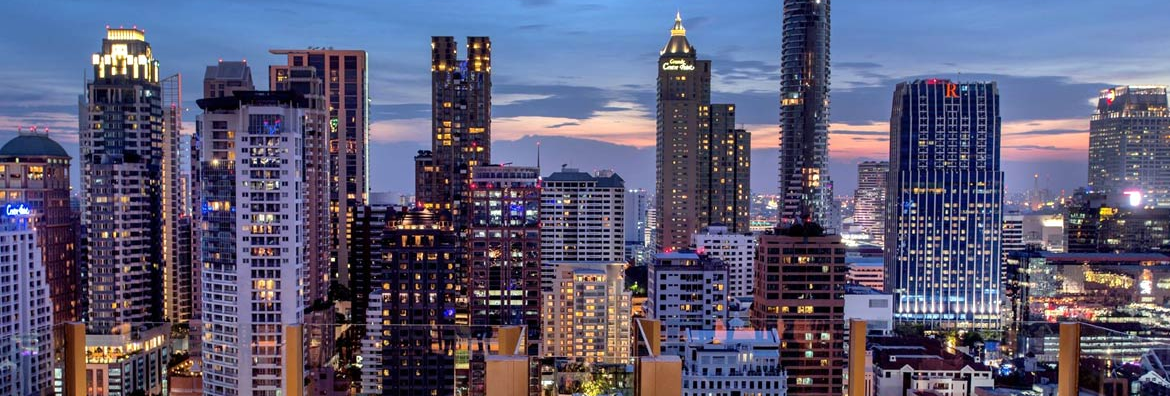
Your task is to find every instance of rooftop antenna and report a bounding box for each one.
[536,141,541,171]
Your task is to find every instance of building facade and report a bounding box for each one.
[84,324,171,396]
[871,338,994,396]
[779,0,833,227]
[624,188,649,246]
[540,261,632,362]
[647,251,729,356]
[692,225,756,300]
[846,256,885,291]
[541,168,625,263]
[885,80,1004,329]
[854,161,888,245]
[750,227,847,396]
[196,89,310,395]
[1066,191,1170,253]
[681,330,787,396]
[417,37,492,229]
[1088,86,1170,209]
[0,217,53,396]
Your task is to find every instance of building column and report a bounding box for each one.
[64,322,85,396]
[1057,322,1080,396]
[486,326,528,396]
[285,324,304,396]
[849,319,868,396]
[635,318,681,396]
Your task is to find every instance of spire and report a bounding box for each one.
[671,11,686,36]
[661,11,695,55]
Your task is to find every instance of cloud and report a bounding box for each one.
[1005,144,1068,151]
[516,24,547,31]
[836,62,884,70]
[369,118,429,144]
[0,112,80,144]
[546,122,579,129]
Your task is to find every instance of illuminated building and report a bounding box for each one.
[846,256,885,291]
[692,225,756,299]
[359,208,468,396]
[1088,86,1170,209]
[1066,191,1170,253]
[854,161,888,245]
[0,132,78,344]
[540,261,632,362]
[81,27,168,332]
[884,79,1004,330]
[466,165,541,394]
[196,88,312,395]
[648,250,729,356]
[84,324,171,396]
[681,330,787,396]
[870,337,994,396]
[418,36,492,229]
[779,0,833,228]
[541,168,625,262]
[624,188,649,247]
[750,225,846,396]
[656,13,750,251]
[0,216,53,396]
[1004,211,1025,254]
[160,73,193,326]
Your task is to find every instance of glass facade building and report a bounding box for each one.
[779,0,832,228]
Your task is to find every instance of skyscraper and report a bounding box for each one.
[623,188,649,246]
[541,168,625,262]
[197,80,312,393]
[779,0,832,227]
[1088,86,1170,208]
[884,79,1004,329]
[854,161,888,245]
[0,131,78,340]
[692,225,756,300]
[161,73,194,324]
[647,250,729,355]
[656,13,750,251]
[0,215,53,396]
[540,261,632,362]
[418,36,492,229]
[81,27,166,331]
[750,225,846,396]
[269,48,369,287]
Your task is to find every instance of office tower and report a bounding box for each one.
[647,250,729,355]
[692,225,756,299]
[1088,86,1170,208]
[160,73,194,324]
[81,27,167,331]
[359,208,468,396]
[656,13,750,251]
[1066,191,1170,253]
[1004,211,1025,254]
[270,48,368,287]
[0,216,53,396]
[197,87,311,394]
[624,189,649,245]
[682,329,787,396]
[0,132,78,337]
[418,36,492,229]
[750,226,847,396]
[854,161,888,245]
[541,261,632,362]
[541,168,625,262]
[885,79,1004,329]
[779,0,832,227]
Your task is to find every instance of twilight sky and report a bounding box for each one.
[3,1,1169,196]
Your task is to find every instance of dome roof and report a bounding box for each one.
[0,134,70,158]
[661,12,695,56]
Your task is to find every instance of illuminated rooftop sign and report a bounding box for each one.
[662,58,695,71]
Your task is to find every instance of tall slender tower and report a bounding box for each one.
[885,79,1003,330]
[418,36,493,229]
[853,160,888,245]
[81,27,166,331]
[161,73,193,324]
[1088,86,1170,208]
[779,0,832,228]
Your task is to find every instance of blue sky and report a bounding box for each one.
[3,1,1169,196]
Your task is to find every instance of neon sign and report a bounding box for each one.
[944,83,959,98]
[5,204,30,216]
[662,58,695,71]
[262,118,282,135]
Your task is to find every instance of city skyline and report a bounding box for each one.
[4,1,1168,195]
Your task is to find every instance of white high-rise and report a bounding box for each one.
[0,218,53,396]
[692,225,756,299]
[197,82,309,394]
[541,168,625,262]
[541,261,632,362]
[648,251,729,356]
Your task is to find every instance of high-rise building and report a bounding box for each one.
[197,87,312,395]
[540,261,632,362]
[0,132,78,340]
[269,48,369,287]
[885,79,1004,329]
[359,207,468,396]
[750,226,847,396]
[854,161,888,245]
[647,250,729,355]
[681,329,787,396]
[0,216,53,396]
[1066,191,1170,253]
[691,225,756,300]
[541,168,625,263]
[161,72,194,325]
[624,188,650,245]
[1088,86,1170,208]
[655,13,750,251]
[81,27,167,331]
[779,0,832,227]
[418,36,492,229]
[1004,211,1025,254]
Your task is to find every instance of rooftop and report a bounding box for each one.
[0,132,70,158]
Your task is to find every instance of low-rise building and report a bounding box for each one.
[871,337,994,396]
[84,324,171,396]
[682,329,787,396]
[844,285,893,335]
[846,256,885,291]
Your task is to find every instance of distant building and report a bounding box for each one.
[682,329,787,396]
[624,189,650,246]
[1139,348,1170,396]
[871,337,994,396]
[846,256,885,291]
[0,216,53,396]
[844,285,894,335]
[648,250,729,355]
[541,261,632,362]
[854,161,889,245]
[1004,211,1025,254]
[692,225,756,299]
[1088,86,1170,209]
[1066,191,1170,253]
[541,168,625,262]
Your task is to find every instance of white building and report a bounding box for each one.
[540,261,632,361]
[682,329,786,396]
[647,251,729,356]
[0,219,53,396]
[692,225,756,299]
[846,256,885,291]
[624,188,649,245]
[872,338,994,396]
[844,285,894,335]
[197,89,308,395]
[541,168,625,263]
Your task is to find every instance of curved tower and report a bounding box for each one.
[779,0,832,228]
